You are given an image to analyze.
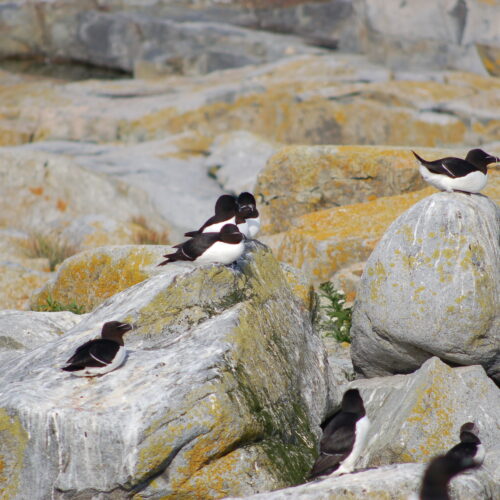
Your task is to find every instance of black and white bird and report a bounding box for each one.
[62,321,132,377]
[416,422,484,500]
[184,194,247,237]
[412,148,499,194]
[237,192,260,238]
[308,388,371,479]
[158,224,244,266]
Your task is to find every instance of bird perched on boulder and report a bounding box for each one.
[412,148,499,194]
[184,194,248,237]
[237,192,260,238]
[62,321,132,376]
[159,224,244,266]
[416,422,484,500]
[308,388,370,479]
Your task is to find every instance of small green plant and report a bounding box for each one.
[318,282,352,343]
[24,232,78,271]
[34,296,86,315]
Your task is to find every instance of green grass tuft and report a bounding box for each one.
[318,282,352,343]
[33,296,86,315]
[24,232,78,271]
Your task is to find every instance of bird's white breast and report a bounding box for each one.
[195,240,245,265]
[419,165,487,193]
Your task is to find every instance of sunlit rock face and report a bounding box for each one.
[351,192,500,383]
[0,242,336,499]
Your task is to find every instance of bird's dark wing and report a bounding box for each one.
[63,339,108,368]
[88,340,120,365]
[64,339,96,365]
[184,214,219,237]
[158,233,218,265]
[308,412,357,478]
[413,150,478,178]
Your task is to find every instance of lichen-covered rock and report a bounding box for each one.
[0,242,334,499]
[30,245,171,314]
[235,357,500,500]
[351,192,500,382]
[263,188,434,284]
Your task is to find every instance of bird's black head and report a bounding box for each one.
[237,192,258,219]
[101,321,133,344]
[341,389,365,415]
[459,422,481,444]
[218,224,243,244]
[465,149,500,169]
[215,195,237,216]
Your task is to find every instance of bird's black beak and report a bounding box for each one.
[238,205,253,217]
[487,155,500,165]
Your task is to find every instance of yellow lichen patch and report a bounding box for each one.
[0,408,29,499]
[31,246,165,312]
[268,188,433,283]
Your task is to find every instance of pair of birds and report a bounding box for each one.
[413,148,499,194]
[309,389,484,500]
[158,191,260,266]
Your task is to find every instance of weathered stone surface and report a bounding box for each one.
[30,245,170,314]
[230,462,491,500]
[206,131,278,194]
[0,310,83,353]
[351,192,500,382]
[235,357,500,499]
[0,241,333,499]
[354,0,500,75]
[0,148,168,235]
[262,188,434,283]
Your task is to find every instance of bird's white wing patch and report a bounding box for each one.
[89,351,109,366]
[441,162,456,177]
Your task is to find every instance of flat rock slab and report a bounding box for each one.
[351,192,500,382]
[0,242,334,499]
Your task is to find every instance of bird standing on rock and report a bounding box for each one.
[62,321,132,377]
[158,223,244,266]
[416,422,484,500]
[308,388,370,479]
[412,148,499,194]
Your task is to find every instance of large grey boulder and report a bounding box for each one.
[232,357,500,500]
[351,192,500,382]
[0,242,335,499]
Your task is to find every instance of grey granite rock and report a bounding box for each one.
[0,241,334,499]
[351,192,500,382]
[0,310,83,353]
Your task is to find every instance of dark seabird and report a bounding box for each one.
[308,388,370,479]
[417,422,484,500]
[412,148,499,193]
[62,321,132,377]
[237,192,260,238]
[158,224,244,266]
[184,194,246,237]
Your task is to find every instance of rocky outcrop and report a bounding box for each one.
[230,357,500,499]
[0,242,335,499]
[351,192,500,383]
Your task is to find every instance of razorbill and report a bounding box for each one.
[184,194,246,237]
[308,388,370,479]
[159,224,244,266]
[412,148,499,194]
[416,422,484,500]
[62,321,132,377]
[237,192,260,238]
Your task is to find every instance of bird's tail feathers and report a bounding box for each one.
[411,150,425,164]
